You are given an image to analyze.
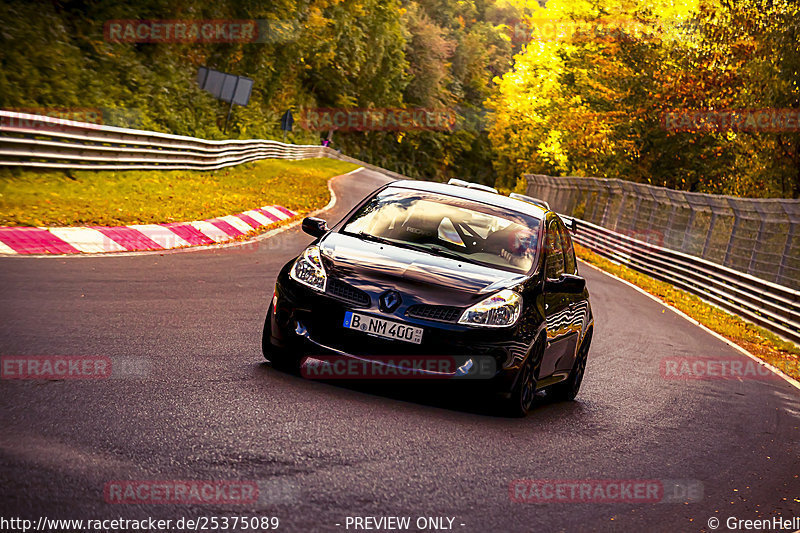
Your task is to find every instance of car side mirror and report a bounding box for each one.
[545,273,586,294]
[559,215,579,233]
[302,217,328,238]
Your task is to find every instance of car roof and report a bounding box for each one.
[388,180,548,220]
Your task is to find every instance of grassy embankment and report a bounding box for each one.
[0,158,359,228]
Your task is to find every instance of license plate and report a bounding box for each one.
[343,311,423,344]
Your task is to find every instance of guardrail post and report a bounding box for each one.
[723,206,741,266]
[598,182,614,227]
[702,211,718,258]
[681,205,696,253]
[777,200,799,287]
[777,222,796,286]
[630,195,643,232]
[552,177,567,213]
[568,179,581,217]
[644,187,659,233]
[587,179,603,223]
[613,181,630,232]
[748,202,768,277]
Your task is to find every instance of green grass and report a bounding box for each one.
[0,158,359,227]
[575,243,800,381]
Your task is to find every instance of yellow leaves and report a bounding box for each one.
[536,130,570,173]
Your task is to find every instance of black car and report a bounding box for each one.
[262,180,593,416]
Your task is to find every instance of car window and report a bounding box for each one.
[545,218,565,279]
[556,218,576,274]
[342,187,542,274]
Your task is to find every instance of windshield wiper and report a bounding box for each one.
[354,232,485,266]
[355,232,400,247]
[408,243,486,266]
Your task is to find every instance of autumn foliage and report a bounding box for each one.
[488,0,800,198]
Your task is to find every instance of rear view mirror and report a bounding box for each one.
[302,217,328,238]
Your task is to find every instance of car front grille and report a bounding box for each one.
[326,278,371,307]
[405,304,463,323]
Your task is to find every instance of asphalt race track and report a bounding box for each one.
[1,168,798,532]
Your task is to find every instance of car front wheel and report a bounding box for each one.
[503,340,542,417]
[262,307,301,372]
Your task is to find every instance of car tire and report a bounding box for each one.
[262,307,301,372]
[549,329,591,402]
[503,341,541,417]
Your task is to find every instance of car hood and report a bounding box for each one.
[319,233,528,303]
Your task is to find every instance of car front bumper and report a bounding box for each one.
[269,269,536,390]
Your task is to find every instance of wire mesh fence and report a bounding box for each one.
[525,174,800,290]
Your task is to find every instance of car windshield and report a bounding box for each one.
[342,187,541,274]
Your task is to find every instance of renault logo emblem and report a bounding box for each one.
[379,290,402,313]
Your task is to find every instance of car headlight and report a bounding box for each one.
[458,289,522,327]
[290,245,327,292]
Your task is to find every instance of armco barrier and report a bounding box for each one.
[0,110,410,180]
[561,214,800,345]
[0,110,323,170]
[526,174,800,290]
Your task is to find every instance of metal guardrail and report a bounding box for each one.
[0,110,413,181]
[561,215,800,345]
[0,110,326,170]
[527,174,800,290]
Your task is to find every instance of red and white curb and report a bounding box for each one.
[0,205,297,255]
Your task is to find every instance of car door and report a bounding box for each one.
[540,216,570,379]
[553,217,583,373]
